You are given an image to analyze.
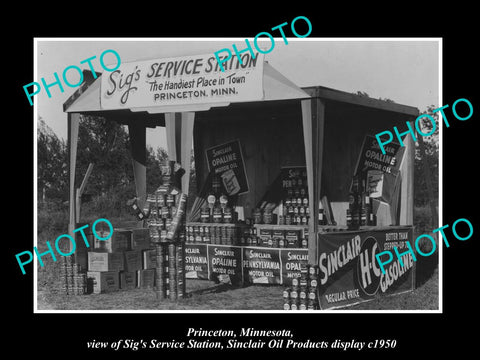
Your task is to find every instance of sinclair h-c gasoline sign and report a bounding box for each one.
[100,53,264,109]
[317,227,415,309]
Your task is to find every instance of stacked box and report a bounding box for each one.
[142,248,156,269]
[258,228,272,247]
[87,271,119,294]
[75,249,89,271]
[88,252,124,272]
[139,269,155,289]
[285,229,301,248]
[283,264,319,310]
[120,271,137,290]
[131,228,151,250]
[94,229,132,253]
[124,250,142,272]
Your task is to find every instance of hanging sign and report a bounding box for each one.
[352,135,406,204]
[205,139,249,195]
[354,135,404,176]
[100,53,264,109]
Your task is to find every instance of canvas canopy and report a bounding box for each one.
[63,55,313,244]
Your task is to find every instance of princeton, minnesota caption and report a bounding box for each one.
[87,328,397,351]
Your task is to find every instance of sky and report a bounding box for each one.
[34,38,440,150]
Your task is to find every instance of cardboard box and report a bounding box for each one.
[124,250,142,272]
[88,252,124,272]
[272,229,285,240]
[142,249,156,269]
[76,249,89,272]
[94,229,132,253]
[259,228,272,246]
[138,269,155,289]
[119,271,137,289]
[131,228,151,250]
[285,230,301,248]
[86,271,119,294]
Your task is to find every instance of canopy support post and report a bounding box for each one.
[165,112,195,193]
[128,121,147,208]
[68,113,80,251]
[302,97,326,265]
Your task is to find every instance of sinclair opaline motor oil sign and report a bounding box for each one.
[317,227,415,309]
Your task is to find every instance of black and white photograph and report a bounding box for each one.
[9,10,478,356]
[32,38,441,313]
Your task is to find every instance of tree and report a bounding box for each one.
[146,145,167,193]
[37,117,68,201]
[414,105,439,207]
[76,115,134,198]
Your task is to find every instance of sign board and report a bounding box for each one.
[354,135,404,176]
[316,227,415,309]
[208,245,243,285]
[100,53,264,110]
[205,139,249,195]
[185,244,209,280]
[353,135,405,204]
[279,248,309,286]
[243,247,282,285]
[184,243,308,285]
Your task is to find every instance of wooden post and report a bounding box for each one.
[302,99,314,261]
[399,131,414,225]
[165,112,195,193]
[165,112,176,161]
[302,97,326,264]
[128,122,147,207]
[68,113,80,243]
[180,112,195,194]
[75,163,94,223]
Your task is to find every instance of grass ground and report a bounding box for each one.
[35,203,439,311]
[37,268,438,311]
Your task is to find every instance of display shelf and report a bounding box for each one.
[187,221,250,228]
[253,224,308,231]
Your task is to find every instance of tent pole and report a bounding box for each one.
[165,113,176,162]
[399,131,415,226]
[68,113,80,245]
[128,121,147,208]
[180,112,195,194]
[302,97,326,265]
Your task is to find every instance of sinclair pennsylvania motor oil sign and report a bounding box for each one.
[316,227,415,309]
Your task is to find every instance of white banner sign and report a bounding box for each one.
[100,53,264,109]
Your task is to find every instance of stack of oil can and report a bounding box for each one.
[283,264,319,310]
[140,161,188,301]
[153,242,186,300]
[60,255,87,295]
[346,174,377,229]
[278,168,310,226]
[186,223,251,245]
